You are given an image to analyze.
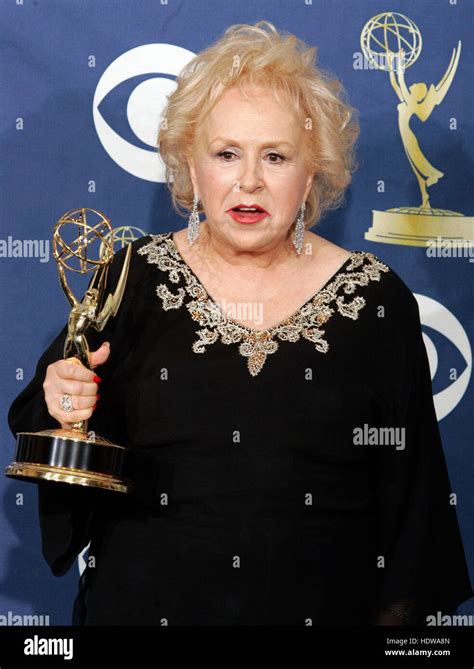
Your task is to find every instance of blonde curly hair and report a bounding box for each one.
[158,20,360,229]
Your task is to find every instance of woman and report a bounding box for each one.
[7,21,472,625]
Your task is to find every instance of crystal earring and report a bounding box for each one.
[187,193,201,245]
[293,202,306,255]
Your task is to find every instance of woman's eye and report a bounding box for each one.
[216,151,285,163]
[266,152,285,163]
[217,151,236,161]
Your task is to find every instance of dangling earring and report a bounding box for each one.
[293,202,306,255]
[187,193,201,245]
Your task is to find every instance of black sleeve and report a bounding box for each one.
[6,241,138,576]
[372,288,473,624]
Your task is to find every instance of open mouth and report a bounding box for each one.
[233,207,261,212]
[229,205,269,214]
[226,204,269,223]
[227,206,269,224]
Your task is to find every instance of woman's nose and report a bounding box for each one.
[237,157,264,192]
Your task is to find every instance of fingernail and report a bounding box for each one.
[103,341,111,347]
[96,394,100,400]
[93,375,101,383]
[93,403,97,410]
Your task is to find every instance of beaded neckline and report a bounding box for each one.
[137,232,390,376]
[168,232,357,335]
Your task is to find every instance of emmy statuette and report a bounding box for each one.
[5,208,134,494]
[360,12,473,248]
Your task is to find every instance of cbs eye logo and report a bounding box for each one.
[415,294,471,421]
[93,44,195,182]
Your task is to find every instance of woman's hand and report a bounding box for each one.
[42,341,111,429]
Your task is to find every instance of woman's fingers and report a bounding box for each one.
[57,378,98,397]
[89,341,111,368]
[42,344,109,425]
[56,407,96,423]
[48,390,98,424]
[55,392,96,411]
[55,358,97,382]
[44,362,98,397]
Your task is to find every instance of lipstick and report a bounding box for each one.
[225,203,270,225]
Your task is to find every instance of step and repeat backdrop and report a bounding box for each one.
[1,0,472,624]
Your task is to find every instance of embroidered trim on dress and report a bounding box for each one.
[137,232,390,377]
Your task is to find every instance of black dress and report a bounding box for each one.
[7,231,473,625]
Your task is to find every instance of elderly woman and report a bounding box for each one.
[7,21,472,626]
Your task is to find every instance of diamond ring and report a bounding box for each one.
[60,393,74,412]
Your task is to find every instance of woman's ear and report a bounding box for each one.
[304,170,316,202]
[306,167,316,190]
[187,155,198,193]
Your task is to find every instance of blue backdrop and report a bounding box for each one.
[1,0,472,624]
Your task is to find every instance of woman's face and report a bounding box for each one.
[187,85,315,253]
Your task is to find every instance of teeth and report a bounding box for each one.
[235,207,259,211]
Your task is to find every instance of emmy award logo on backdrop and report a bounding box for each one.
[361,12,473,248]
[5,208,134,494]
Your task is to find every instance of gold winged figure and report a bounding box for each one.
[60,242,132,368]
[389,42,461,209]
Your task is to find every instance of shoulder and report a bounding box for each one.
[105,232,174,299]
[133,231,175,263]
[111,231,173,271]
[306,232,412,301]
[347,250,423,341]
[132,231,170,256]
[307,230,421,324]
[356,251,419,316]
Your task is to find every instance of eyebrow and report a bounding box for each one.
[208,137,295,149]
